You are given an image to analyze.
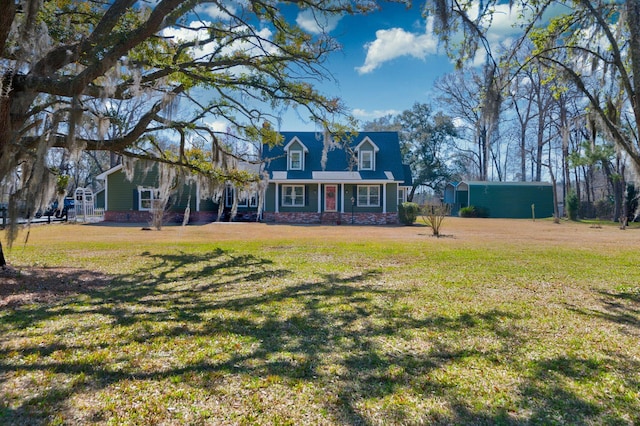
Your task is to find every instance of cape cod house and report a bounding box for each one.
[261,131,412,225]
[95,131,411,224]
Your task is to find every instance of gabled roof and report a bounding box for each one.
[95,163,123,180]
[355,136,380,152]
[401,164,413,187]
[283,136,309,153]
[263,131,409,183]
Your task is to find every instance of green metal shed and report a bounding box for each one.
[446,181,554,219]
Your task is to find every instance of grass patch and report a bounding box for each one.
[1,220,639,425]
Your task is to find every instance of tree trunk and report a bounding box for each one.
[626,0,640,176]
[0,241,6,269]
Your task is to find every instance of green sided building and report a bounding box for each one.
[443,181,555,219]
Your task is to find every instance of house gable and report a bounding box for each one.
[355,137,380,172]
[283,137,309,171]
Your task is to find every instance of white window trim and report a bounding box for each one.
[282,185,305,207]
[288,149,304,170]
[225,185,234,208]
[138,187,157,211]
[397,187,406,206]
[359,150,374,171]
[357,185,380,207]
[226,186,258,208]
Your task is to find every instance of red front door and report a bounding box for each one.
[325,185,337,211]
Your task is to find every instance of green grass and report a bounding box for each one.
[1,222,639,425]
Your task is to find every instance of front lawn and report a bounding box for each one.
[1,219,639,425]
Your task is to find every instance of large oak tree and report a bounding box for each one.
[0,0,381,267]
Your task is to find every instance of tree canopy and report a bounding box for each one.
[0,0,382,256]
[426,0,640,177]
[363,102,457,198]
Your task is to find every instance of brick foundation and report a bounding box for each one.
[105,210,398,225]
[262,211,398,225]
[104,210,218,223]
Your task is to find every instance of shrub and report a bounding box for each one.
[459,205,489,218]
[595,198,614,220]
[579,201,596,219]
[421,204,450,237]
[399,202,420,225]
[566,191,579,221]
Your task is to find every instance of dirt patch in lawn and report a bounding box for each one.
[0,266,112,308]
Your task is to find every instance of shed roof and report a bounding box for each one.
[458,181,553,188]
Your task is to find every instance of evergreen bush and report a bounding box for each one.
[566,191,579,221]
[459,205,489,218]
[399,202,420,225]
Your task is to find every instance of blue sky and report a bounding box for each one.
[282,2,454,130]
[278,1,569,131]
[173,1,559,133]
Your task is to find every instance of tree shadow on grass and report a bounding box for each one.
[1,253,639,424]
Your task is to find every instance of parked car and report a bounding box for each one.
[36,198,75,218]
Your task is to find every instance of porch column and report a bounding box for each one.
[382,183,387,213]
[317,183,322,213]
[195,184,201,212]
[275,183,279,213]
[340,184,345,213]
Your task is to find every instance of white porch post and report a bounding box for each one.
[382,183,387,213]
[195,183,201,212]
[317,183,322,213]
[340,184,345,213]
[275,183,279,213]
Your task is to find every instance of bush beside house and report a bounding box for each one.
[399,202,420,225]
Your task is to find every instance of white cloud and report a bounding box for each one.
[200,3,236,20]
[356,18,438,74]
[162,22,275,60]
[352,108,401,119]
[206,120,229,133]
[296,10,342,34]
[355,2,571,73]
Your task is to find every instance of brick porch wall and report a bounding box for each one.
[104,210,218,223]
[104,210,152,222]
[262,212,398,225]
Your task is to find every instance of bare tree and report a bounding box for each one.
[426,0,640,178]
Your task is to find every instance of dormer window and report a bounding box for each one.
[359,150,373,170]
[284,137,308,171]
[355,137,379,171]
[289,150,303,170]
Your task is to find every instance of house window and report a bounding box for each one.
[138,187,157,211]
[357,185,379,207]
[225,186,234,207]
[398,188,406,206]
[359,150,374,170]
[289,150,303,170]
[282,185,305,207]
[226,186,258,207]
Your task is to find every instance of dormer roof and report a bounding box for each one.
[355,136,380,152]
[283,136,309,153]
